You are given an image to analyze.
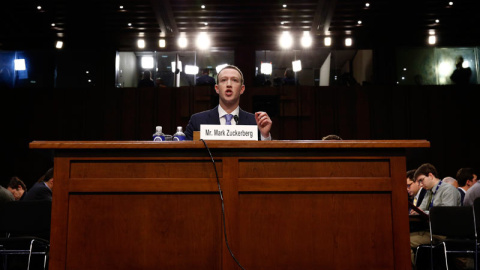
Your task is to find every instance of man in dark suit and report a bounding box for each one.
[185,65,272,140]
[456,167,478,206]
[407,169,426,211]
[24,167,53,201]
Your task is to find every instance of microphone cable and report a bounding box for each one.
[200,139,246,270]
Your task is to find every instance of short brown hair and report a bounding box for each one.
[406,169,416,181]
[8,176,27,190]
[217,65,244,85]
[414,163,438,180]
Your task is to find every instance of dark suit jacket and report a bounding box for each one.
[458,188,466,206]
[416,187,427,207]
[185,106,258,140]
[24,182,52,201]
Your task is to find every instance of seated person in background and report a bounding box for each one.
[138,70,154,88]
[455,168,477,205]
[24,168,53,201]
[283,68,297,85]
[196,68,216,86]
[407,169,427,211]
[0,185,14,206]
[460,168,479,206]
[442,176,458,188]
[410,163,461,265]
[185,65,272,141]
[6,176,27,200]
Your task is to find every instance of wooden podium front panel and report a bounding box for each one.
[66,194,221,270]
[236,157,395,269]
[237,193,393,269]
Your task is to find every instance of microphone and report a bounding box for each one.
[233,115,239,125]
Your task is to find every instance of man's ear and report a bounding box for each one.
[215,84,219,94]
[240,85,245,95]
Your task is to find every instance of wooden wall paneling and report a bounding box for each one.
[137,87,156,140]
[193,85,214,114]
[336,86,359,140]
[390,86,410,139]
[84,88,105,140]
[367,86,393,139]
[103,87,123,140]
[354,86,371,139]
[298,86,316,139]
[316,86,337,138]
[120,88,138,140]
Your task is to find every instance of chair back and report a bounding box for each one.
[429,206,476,239]
[473,197,480,234]
[0,200,52,239]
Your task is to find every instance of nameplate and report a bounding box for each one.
[200,125,258,141]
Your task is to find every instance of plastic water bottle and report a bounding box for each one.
[153,126,165,141]
[173,126,186,141]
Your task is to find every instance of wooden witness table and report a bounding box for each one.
[30,140,429,270]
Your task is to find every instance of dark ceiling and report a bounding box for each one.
[1,0,479,51]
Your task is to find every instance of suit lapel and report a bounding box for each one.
[206,106,221,124]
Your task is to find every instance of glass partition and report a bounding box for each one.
[116,50,234,87]
[395,47,479,85]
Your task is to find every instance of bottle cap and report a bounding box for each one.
[177,126,182,132]
[156,126,162,132]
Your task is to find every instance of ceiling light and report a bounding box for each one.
[159,39,166,48]
[283,4,287,8]
[55,41,63,49]
[128,23,132,27]
[358,20,362,25]
[429,29,436,35]
[345,38,352,46]
[119,5,123,9]
[435,19,440,23]
[261,62,272,75]
[279,31,293,49]
[86,71,89,74]
[281,21,285,25]
[171,61,183,73]
[196,32,210,50]
[324,37,332,46]
[300,31,312,48]
[137,39,145,49]
[428,35,436,45]
[201,5,205,9]
[37,6,42,10]
[204,22,208,26]
[292,60,302,72]
[178,36,188,48]
[141,56,154,69]
[51,23,55,27]
[216,64,228,73]
[449,2,453,5]
[365,3,370,7]
[185,65,199,75]
[14,59,26,71]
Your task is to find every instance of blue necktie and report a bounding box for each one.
[225,114,233,125]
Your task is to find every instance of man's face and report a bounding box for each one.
[7,186,24,200]
[407,177,420,197]
[215,68,245,108]
[417,173,436,190]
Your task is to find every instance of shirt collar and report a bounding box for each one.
[218,106,240,118]
[415,187,423,199]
